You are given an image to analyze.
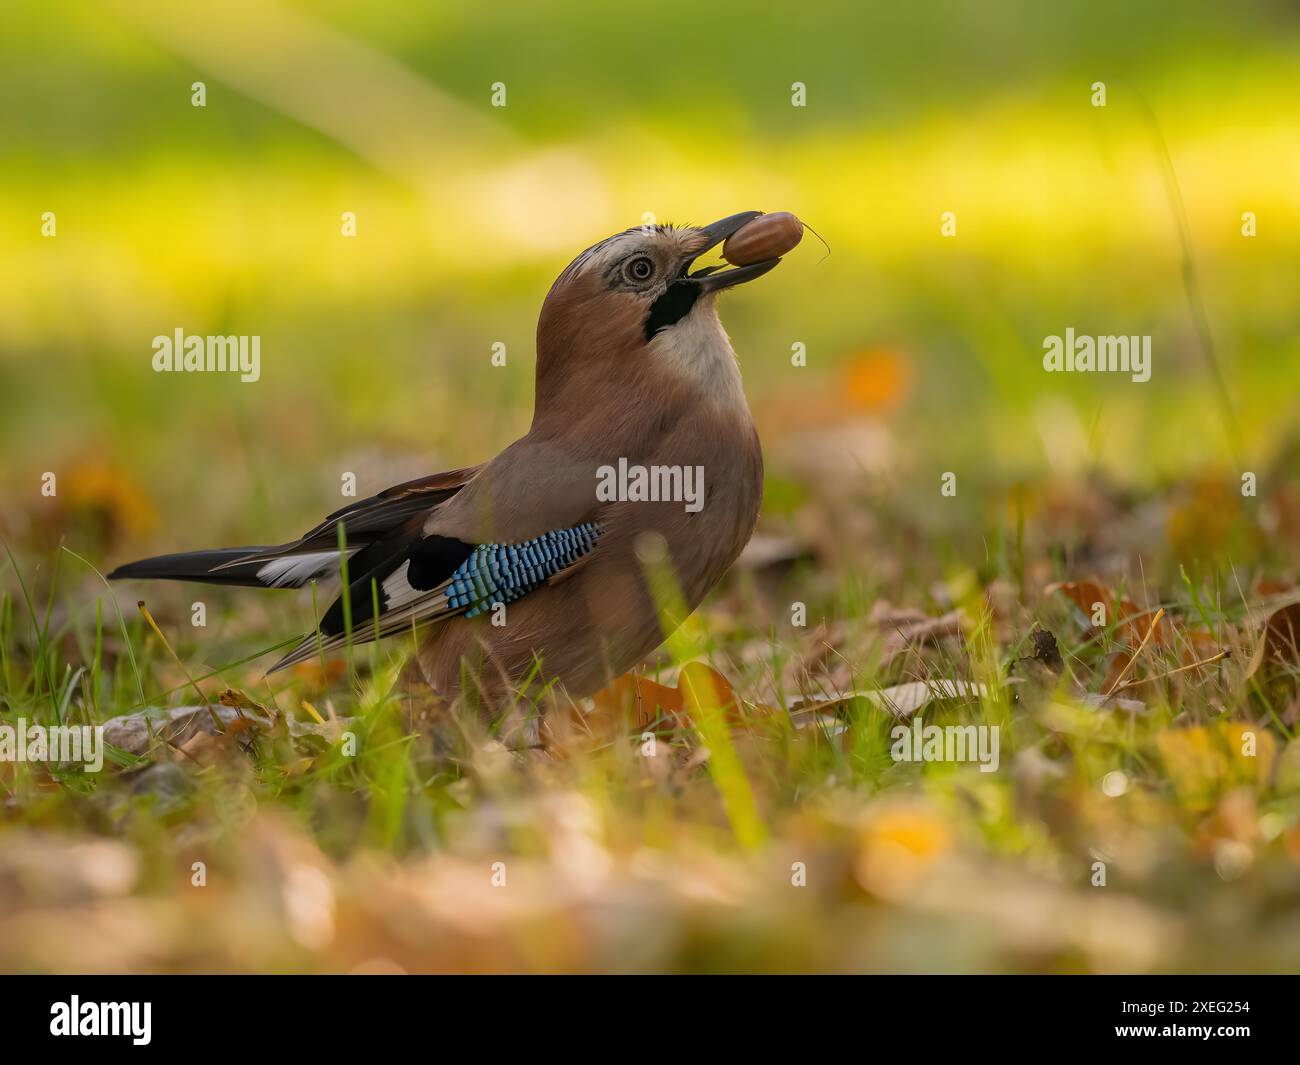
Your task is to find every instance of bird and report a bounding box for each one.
[109,211,791,712]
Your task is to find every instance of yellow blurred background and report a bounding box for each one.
[2,0,1298,557]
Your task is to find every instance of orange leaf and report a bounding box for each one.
[1045,580,1164,646]
[677,662,743,724]
[592,673,686,730]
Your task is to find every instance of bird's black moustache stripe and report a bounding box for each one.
[644,280,700,341]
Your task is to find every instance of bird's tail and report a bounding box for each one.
[108,546,347,589]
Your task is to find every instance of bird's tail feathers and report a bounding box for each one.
[267,583,459,674]
[108,546,353,589]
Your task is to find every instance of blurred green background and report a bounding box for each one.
[2,0,1298,559]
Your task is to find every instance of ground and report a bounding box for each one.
[4,461,1300,973]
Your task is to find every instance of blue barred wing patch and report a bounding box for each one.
[444,523,602,617]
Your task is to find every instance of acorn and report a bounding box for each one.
[723,211,804,266]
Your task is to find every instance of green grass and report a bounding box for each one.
[3,466,1300,972]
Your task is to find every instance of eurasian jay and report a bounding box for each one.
[110,211,794,709]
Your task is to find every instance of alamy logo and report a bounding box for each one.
[0,719,104,772]
[890,717,1000,773]
[50,997,151,1045]
[1042,328,1150,383]
[152,328,261,382]
[595,457,704,513]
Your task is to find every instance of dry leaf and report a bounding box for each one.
[796,679,989,719]
[1045,580,1164,646]
[219,688,265,712]
[677,662,742,723]
[591,672,686,730]
[1246,602,1300,678]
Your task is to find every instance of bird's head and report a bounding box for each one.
[533,212,781,418]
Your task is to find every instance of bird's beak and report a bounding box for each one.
[683,211,780,293]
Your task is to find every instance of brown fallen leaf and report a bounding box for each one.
[573,662,772,752]
[102,704,351,761]
[1247,602,1300,676]
[591,672,687,730]
[219,688,265,712]
[1045,579,1164,646]
[1181,628,1224,666]
[677,662,743,723]
[175,728,238,767]
[1047,581,1172,692]
[890,610,965,646]
[867,600,930,628]
[868,601,966,667]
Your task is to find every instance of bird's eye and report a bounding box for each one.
[624,256,655,283]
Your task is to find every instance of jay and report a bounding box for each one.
[110,211,795,709]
